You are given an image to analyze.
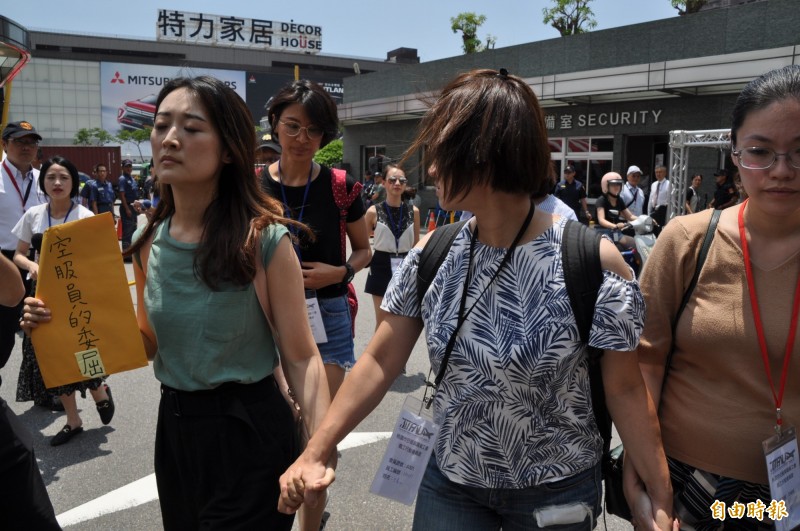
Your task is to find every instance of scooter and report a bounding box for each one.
[596,215,657,276]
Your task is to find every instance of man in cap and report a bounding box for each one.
[117,159,139,261]
[620,165,646,216]
[553,165,591,222]
[255,135,282,166]
[370,171,387,205]
[0,121,45,370]
[708,169,739,210]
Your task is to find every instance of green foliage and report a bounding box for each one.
[542,0,598,36]
[451,12,495,54]
[670,0,707,15]
[116,128,152,162]
[313,139,343,167]
[72,127,115,146]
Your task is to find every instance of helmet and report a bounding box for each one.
[601,172,625,196]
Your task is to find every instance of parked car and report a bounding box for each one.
[117,94,157,131]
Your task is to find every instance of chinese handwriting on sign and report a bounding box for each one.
[49,236,101,355]
[156,10,323,53]
[710,499,788,522]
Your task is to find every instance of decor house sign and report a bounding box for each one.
[156,9,322,54]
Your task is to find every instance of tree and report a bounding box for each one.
[542,0,597,36]
[72,127,115,146]
[451,13,496,54]
[313,139,343,168]
[116,128,152,162]
[670,0,707,15]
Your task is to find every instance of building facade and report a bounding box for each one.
[339,0,798,208]
[6,22,410,155]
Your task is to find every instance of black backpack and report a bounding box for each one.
[415,219,611,457]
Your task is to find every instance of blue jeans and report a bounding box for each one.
[413,456,601,531]
[316,294,355,369]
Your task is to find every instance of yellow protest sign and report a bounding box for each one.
[32,212,148,388]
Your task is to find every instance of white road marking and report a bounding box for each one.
[56,431,393,527]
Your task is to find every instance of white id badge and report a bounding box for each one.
[763,426,800,531]
[305,290,328,344]
[370,395,439,505]
[390,256,404,275]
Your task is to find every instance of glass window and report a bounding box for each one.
[592,138,614,152]
[568,138,592,153]
[548,138,564,153]
[363,145,387,179]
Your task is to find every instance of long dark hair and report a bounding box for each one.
[39,156,80,198]
[126,76,292,289]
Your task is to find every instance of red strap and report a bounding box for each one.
[331,168,362,262]
[738,199,800,430]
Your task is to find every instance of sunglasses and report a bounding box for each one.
[387,176,407,184]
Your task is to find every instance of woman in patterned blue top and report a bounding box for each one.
[279,69,675,530]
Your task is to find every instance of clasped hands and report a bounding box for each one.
[277,450,336,514]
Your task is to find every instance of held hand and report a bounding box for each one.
[300,262,346,291]
[21,296,51,335]
[278,451,336,515]
[624,464,677,531]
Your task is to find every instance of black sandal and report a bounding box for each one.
[51,424,83,446]
[96,384,115,425]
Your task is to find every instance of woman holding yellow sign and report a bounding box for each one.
[14,156,114,447]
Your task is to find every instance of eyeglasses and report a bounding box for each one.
[387,176,407,184]
[10,138,39,147]
[279,120,325,140]
[733,146,800,170]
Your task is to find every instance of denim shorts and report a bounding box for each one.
[412,455,601,531]
[316,294,355,370]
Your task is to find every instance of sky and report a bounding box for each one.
[3,1,680,62]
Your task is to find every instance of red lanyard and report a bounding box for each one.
[2,160,28,209]
[738,199,800,432]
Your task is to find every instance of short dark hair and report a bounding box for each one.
[39,156,80,198]
[94,163,107,172]
[267,80,339,148]
[731,65,800,147]
[404,69,551,202]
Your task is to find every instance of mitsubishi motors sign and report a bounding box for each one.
[156,9,322,54]
[100,62,246,142]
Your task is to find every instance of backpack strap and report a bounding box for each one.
[561,220,603,352]
[561,220,609,454]
[416,221,467,307]
[330,168,362,262]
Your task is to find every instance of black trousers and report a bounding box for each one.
[0,395,61,530]
[0,249,29,370]
[154,375,297,531]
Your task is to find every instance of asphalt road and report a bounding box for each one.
[1,232,633,531]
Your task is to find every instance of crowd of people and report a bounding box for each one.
[1,64,798,530]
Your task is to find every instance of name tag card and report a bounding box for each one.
[370,396,439,505]
[305,290,328,344]
[763,426,800,531]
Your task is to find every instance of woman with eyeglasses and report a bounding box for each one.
[629,65,800,530]
[262,80,371,398]
[364,163,420,330]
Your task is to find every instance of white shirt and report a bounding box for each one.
[648,179,671,215]
[620,182,645,216]
[537,194,578,221]
[0,158,44,251]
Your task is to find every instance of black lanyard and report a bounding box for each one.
[278,161,313,260]
[425,200,535,408]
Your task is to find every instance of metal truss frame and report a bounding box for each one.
[668,129,731,220]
